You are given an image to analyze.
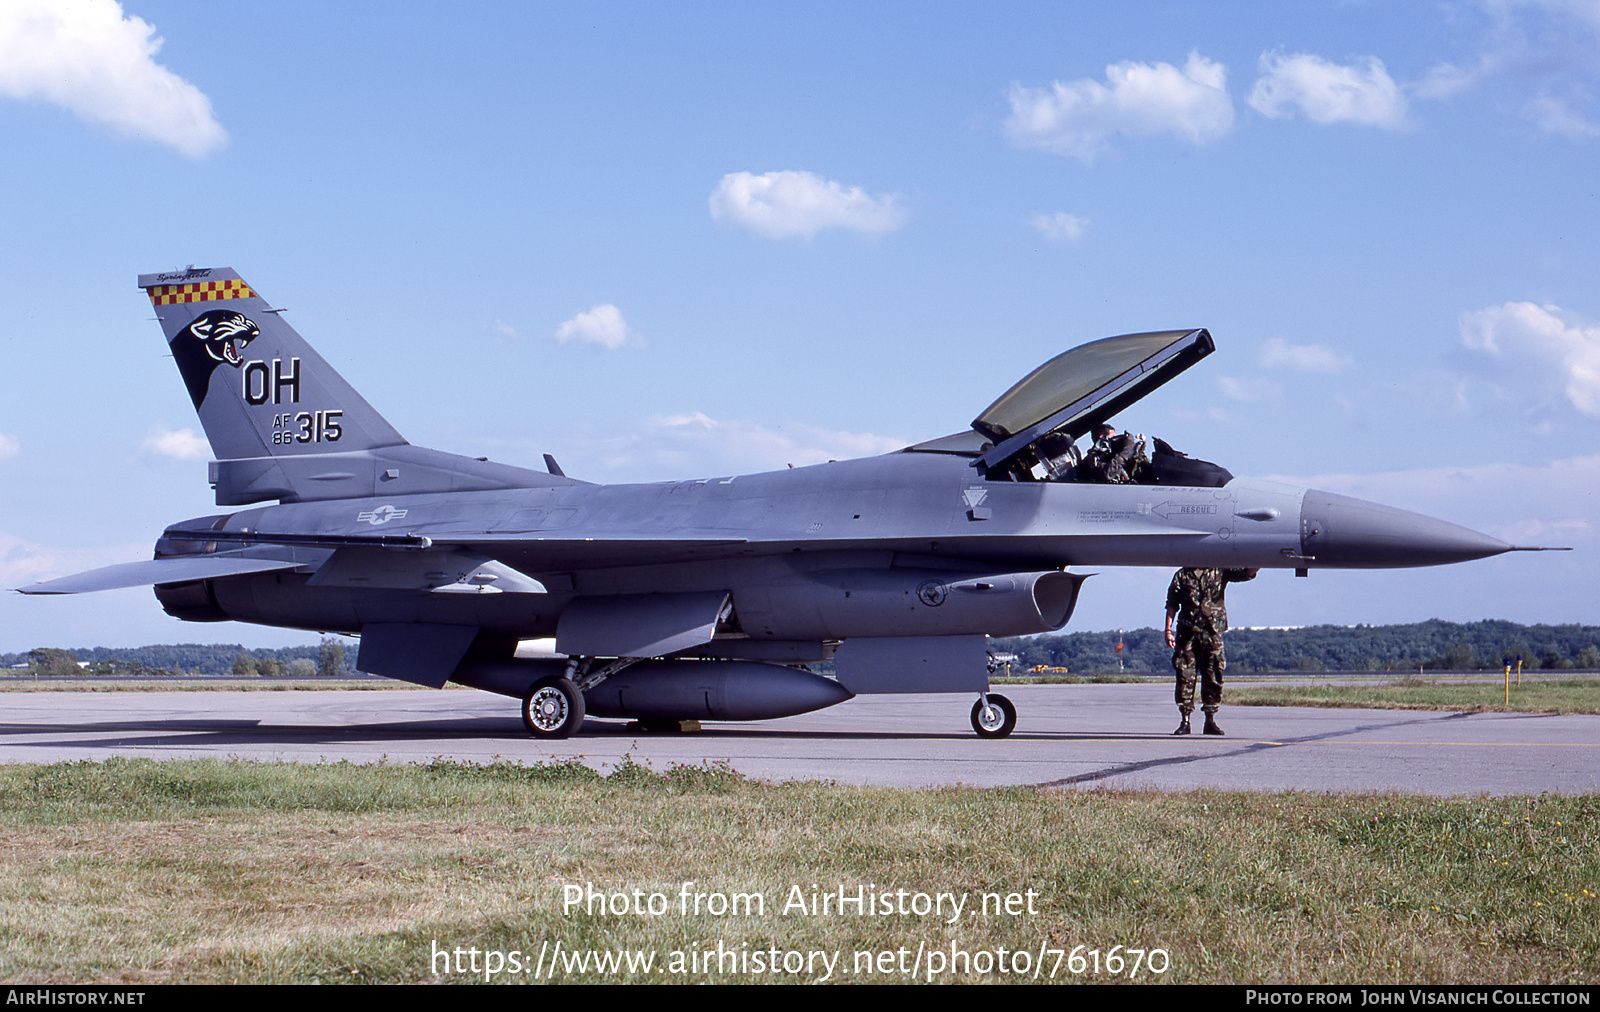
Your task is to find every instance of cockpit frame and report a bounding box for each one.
[970,328,1213,475]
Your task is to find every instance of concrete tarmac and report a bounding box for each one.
[1,683,1595,794]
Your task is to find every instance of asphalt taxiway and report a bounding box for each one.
[2,684,1595,794]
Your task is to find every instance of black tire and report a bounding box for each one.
[971,693,1016,739]
[522,676,585,739]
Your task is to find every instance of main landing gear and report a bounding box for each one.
[522,676,585,739]
[971,692,1016,739]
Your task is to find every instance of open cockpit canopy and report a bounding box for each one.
[906,328,1227,484]
[972,328,1211,465]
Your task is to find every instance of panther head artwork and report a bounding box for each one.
[185,310,260,367]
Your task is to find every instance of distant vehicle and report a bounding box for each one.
[20,268,1543,739]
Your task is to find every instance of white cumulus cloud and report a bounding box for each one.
[1403,2,1600,137]
[1459,301,1600,419]
[1248,52,1410,129]
[142,425,209,460]
[1414,58,1498,102]
[1005,52,1234,162]
[0,0,226,157]
[709,170,906,240]
[1259,337,1352,373]
[1217,376,1283,403]
[1030,212,1089,242]
[1415,1,1600,101]
[1524,93,1600,137]
[0,432,18,458]
[555,304,635,349]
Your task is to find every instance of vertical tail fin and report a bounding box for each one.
[141,268,403,459]
[141,267,559,505]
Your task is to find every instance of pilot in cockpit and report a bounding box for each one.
[1082,423,1139,483]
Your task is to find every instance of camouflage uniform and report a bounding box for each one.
[1167,567,1256,715]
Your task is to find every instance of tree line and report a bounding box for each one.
[4,639,353,678]
[994,619,1600,674]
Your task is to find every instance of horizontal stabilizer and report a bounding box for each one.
[16,556,302,595]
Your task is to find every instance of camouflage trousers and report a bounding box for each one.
[1172,629,1225,715]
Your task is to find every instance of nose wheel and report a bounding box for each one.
[971,693,1016,738]
[522,676,585,739]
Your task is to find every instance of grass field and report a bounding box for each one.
[0,758,1594,984]
[1230,678,1600,715]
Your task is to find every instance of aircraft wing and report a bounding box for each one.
[151,523,1202,574]
[17,556,304,595]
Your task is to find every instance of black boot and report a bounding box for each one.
[1203,715,1224,736]
[1173,715,1191,735]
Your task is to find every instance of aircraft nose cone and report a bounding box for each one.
[1300,490,1512,568]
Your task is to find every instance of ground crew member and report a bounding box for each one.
[1164,567,1258,735]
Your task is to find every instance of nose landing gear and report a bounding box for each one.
[971,692,1016,738]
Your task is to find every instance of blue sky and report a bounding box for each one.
[1,0,1596,652]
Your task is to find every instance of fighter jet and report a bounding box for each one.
[19,268,1539,739]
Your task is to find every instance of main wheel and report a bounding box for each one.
[522,676,586,739]
[971,693,1016,739]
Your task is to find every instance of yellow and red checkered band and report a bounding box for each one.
[147,279,256,306]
